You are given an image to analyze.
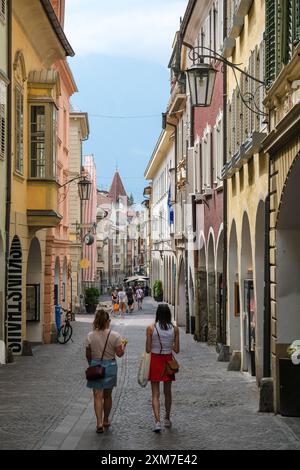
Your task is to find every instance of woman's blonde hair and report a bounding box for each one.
[93,309,110,331]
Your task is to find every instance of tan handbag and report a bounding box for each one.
[164,357,179,375]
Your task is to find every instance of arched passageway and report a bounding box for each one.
[216,230,224,344]
[62,257,68,308]
[277,156,300,352]
[255,201,265,381]
[207,235,216,344]
[228,221,240,351]
[240,213,254,374]
[26,237,42,343]
[54,257,60,306]
[197,239,207,341]
[177,258,186,327]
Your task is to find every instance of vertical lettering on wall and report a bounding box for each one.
[7,236,23,354]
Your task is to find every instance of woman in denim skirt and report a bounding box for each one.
[86,309,126,433]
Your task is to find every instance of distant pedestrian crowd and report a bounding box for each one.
[110,284,148,317]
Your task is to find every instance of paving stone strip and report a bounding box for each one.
[1,297,300,450]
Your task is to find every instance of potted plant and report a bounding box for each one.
[85,287,100,314]
[153,280,163,302]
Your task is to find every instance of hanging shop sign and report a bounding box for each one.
[7,236,23,354]
[80,258,90,269]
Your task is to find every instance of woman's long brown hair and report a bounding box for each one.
[93,309,110,331]
[155,304,173,330]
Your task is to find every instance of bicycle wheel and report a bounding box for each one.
[57,323,73,344]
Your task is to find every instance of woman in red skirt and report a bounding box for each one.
[146,304,180,432]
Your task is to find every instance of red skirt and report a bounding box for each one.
[149,353,175,382]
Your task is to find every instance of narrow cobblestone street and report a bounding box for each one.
[0,297,300,450]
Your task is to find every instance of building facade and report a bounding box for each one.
[82,154,97,288]
[222,0,268,383]
[262,0,300,413]
[144,129,176,311]
[8,0,74,352]
[180,0,225,344]
[44,55,78,343]
[68,111,89,309]
[96,171,145,290]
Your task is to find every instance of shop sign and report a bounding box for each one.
[7,236,22,354]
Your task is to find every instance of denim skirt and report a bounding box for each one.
[86,359,118,390]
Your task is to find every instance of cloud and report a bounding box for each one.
[65,0,187,65]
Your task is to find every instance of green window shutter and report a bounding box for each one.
[265,0,276,88]
[280,0,292,65]
[293,0,300,43]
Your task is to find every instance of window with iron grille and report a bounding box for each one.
[0,80,6,159]
[15,86,24,173]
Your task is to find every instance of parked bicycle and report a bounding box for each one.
[57,307,73,344]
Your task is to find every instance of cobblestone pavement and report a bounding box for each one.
[1,296,300,450]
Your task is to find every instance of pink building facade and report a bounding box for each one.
[43,0,78,342]
[82,155,97,284]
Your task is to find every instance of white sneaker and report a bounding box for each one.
[153,421,162,433]
[164,418,172,428]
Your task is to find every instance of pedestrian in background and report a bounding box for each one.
[118,287,127,318]
[146,304,180,432]
[86,309,127,433]
[136,285,144,311]
[126,286,135,312]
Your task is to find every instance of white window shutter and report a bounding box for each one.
[207,129,211,189]
[218,0,224,52]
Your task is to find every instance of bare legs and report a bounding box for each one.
[103,389,112,426]
[151,381,172,423]
[93,388,113,429]
[93,389,104,429]
[163,382,172,420]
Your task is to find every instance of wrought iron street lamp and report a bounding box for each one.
[185,45,266,116]
[77,176,92,201]
[59,174,92,201]
[186,62,217,107]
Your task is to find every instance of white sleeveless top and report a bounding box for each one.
[151,323,174,355]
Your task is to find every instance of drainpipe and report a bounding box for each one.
[4,0,12,353]
[222,0,228,345]
[263,159,271,377]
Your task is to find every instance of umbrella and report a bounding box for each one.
[124,276,149,283]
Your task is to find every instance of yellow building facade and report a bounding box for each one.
[7,0,73,353]
[262,1,300,414]
[223,0,268,383]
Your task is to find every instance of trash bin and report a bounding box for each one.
[55,305,61,333]
[279,358,300,416]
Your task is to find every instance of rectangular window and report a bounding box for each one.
[0,80,6,159]
[26,284,40,322]
[202,127,212,191]
[15,87,24,173]
[0,0,6,23]
[293,0,300,43]
[30,105,46,178]
[30,103,57,179]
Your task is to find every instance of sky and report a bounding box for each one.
[65,0,187,203]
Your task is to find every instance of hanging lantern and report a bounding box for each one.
[186,63,217,107]
[78,177,92,201]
